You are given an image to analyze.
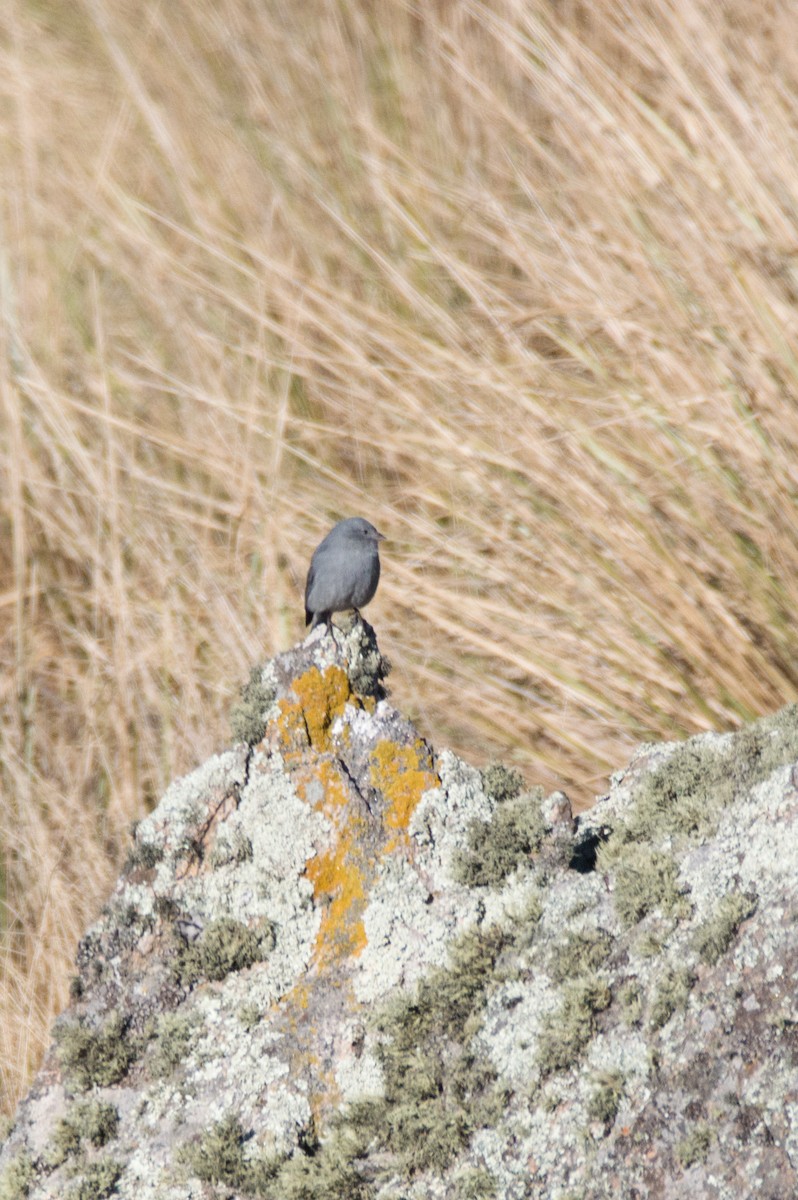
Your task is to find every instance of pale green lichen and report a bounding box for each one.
[636,929,665,958]
[153,894,180,922]
[270,1133,372,1200]
[200,1119,369,1200]
[595,708,798,937]
[123,840,164,872]
[346,627,391,699]
[510,891,544,951]
[178,1113,249,1187]
[616,706,798,849]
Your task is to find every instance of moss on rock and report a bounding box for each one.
[46,1100,119,1168]
[537,976,612,1076]
[0,1154,35,1200]
[676,1123,712,1168]
[593,707,798,943]
[547,928,613,984]
[480,764,524,805]
[149,1011,200,1077]
[178,1114,280,1196]
[68,1157,123,1200]
[346,622,391,699]
[454,788,545,888]
[619,706,798,848]
[55,1011,140,1091]
[237,1003,261,1031]
[230,666,277,745]
[650,964,695,1029]
[209,827,253,869]
[586,1069,625,1127]
[453,1168,498,1200]
[343,925,509,1177]
[693,891,757,965]
[123,840,164,873]
[269,1133,372,1200]
[197,1121,371,1200]
[172,916,275,987]
[599,842,686,927]
[618,979,643,1026]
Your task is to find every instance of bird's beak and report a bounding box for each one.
[376,530,386,542]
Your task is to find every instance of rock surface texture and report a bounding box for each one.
[3,622,798,1199]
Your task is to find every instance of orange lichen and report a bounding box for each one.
[275,697,311,761]
[311,759,352,814]
[275,664,354,760]
[370,738,440,833]
[300,761,370,967]
[307,832,368,966]
[272,686,441,1124]
[283,980,310,1014]
[292,665,352,748]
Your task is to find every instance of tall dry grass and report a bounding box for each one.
[2,0,798,1109]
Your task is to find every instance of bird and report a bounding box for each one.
[304,517,385,635]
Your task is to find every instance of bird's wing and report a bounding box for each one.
[304,555,317,625]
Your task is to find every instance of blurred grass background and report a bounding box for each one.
[2,0,798,1110]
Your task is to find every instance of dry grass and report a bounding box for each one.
[1,0,798,1110]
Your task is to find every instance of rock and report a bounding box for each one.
[2,624,798,1199]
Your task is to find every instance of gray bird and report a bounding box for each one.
[304,517,385,634]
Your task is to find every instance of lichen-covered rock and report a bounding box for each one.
[2,625,798,1199]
